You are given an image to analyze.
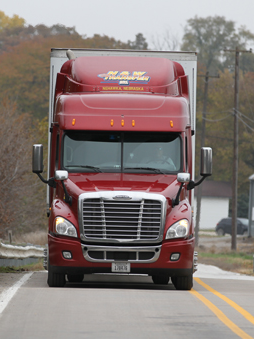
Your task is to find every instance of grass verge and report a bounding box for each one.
[0,260,44,273]
[198,251,254,276]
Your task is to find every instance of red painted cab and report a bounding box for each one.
[32,49,212,289]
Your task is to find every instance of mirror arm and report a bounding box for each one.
[36,173,56,188]
[37,173,71,204]
[172,183,184,207]
[61,180,72,205]
[187,174,209,191]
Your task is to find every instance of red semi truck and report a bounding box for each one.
[33,49,212,290]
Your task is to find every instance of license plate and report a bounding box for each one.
[111,262,130,273]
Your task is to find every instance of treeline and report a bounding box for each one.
[0,11,149,237]
[0,11,254,236]
[183,16,254,216]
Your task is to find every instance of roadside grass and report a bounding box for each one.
[0,260,44,273]
[198,251,254,276]
[199,229,217,238]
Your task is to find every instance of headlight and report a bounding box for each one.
[54,217,77,238]
[165,219,190,239]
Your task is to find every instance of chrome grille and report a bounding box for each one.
[82,198,162,241]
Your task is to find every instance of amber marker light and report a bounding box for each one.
[132,120,135,127]
[170,120,174,127]
[121,119,125,127]
[111,119,114,127]
[72,119,76,126]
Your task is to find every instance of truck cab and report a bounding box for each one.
[33,49,212,289]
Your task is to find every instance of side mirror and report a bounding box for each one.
[200,147,212,176]
[187,147,213,191]
[32,144,56,188]
[32,144,43,173]
[177,173,190,183]
[55,170,68,181]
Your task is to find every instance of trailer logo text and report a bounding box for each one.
[98,71,151,86]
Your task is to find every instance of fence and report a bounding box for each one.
[0,242,44,267]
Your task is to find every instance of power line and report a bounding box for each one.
[200,110,254,135]
[202,110,254,126]
[198,110,233,116]
[203,114,232,122]
[236,109,254,124]
[237,114,254,132]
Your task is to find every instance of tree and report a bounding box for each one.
[151,29,179,51]
[195,68,254,199]
[0,36,54,119]
[0,10,25,32]
[0,22,80,54]
[195,69,233,177]
[128,33,148,50]
[228,193,249,218]
[0,100,48,237]
[181,16,254,72]
[83,34,133,49]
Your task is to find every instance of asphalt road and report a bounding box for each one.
[0,269,254,339]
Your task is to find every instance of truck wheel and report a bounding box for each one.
[152,275,169,285]
[47,263,66,287]
[67,274,84,283]
[171,275,193,290]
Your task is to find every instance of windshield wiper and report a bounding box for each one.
[65,165,101,172]
[124,167,165,174]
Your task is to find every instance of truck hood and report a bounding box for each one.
[67,172,179,199]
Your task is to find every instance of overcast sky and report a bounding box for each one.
[1,0,254,48]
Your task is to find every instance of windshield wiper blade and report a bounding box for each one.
[66,165,101,172]
[124,167,165,174]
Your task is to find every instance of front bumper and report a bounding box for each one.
[48,234,195,277]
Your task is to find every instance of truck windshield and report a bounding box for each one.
[63,131,182,174]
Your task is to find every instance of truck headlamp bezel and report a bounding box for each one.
[54,217,77,238]
[165,219,190,239]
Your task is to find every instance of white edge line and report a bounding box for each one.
[0,272,33,314]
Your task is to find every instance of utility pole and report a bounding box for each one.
[224,47,252,250]
[195,72,219,246]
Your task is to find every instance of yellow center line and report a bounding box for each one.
[190,289,253,339]
[194,277,254,325]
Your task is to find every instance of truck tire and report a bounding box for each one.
[152,275,169,285]
[47,262,66,287]
[67,274,84,283]
[171,274,193,290]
